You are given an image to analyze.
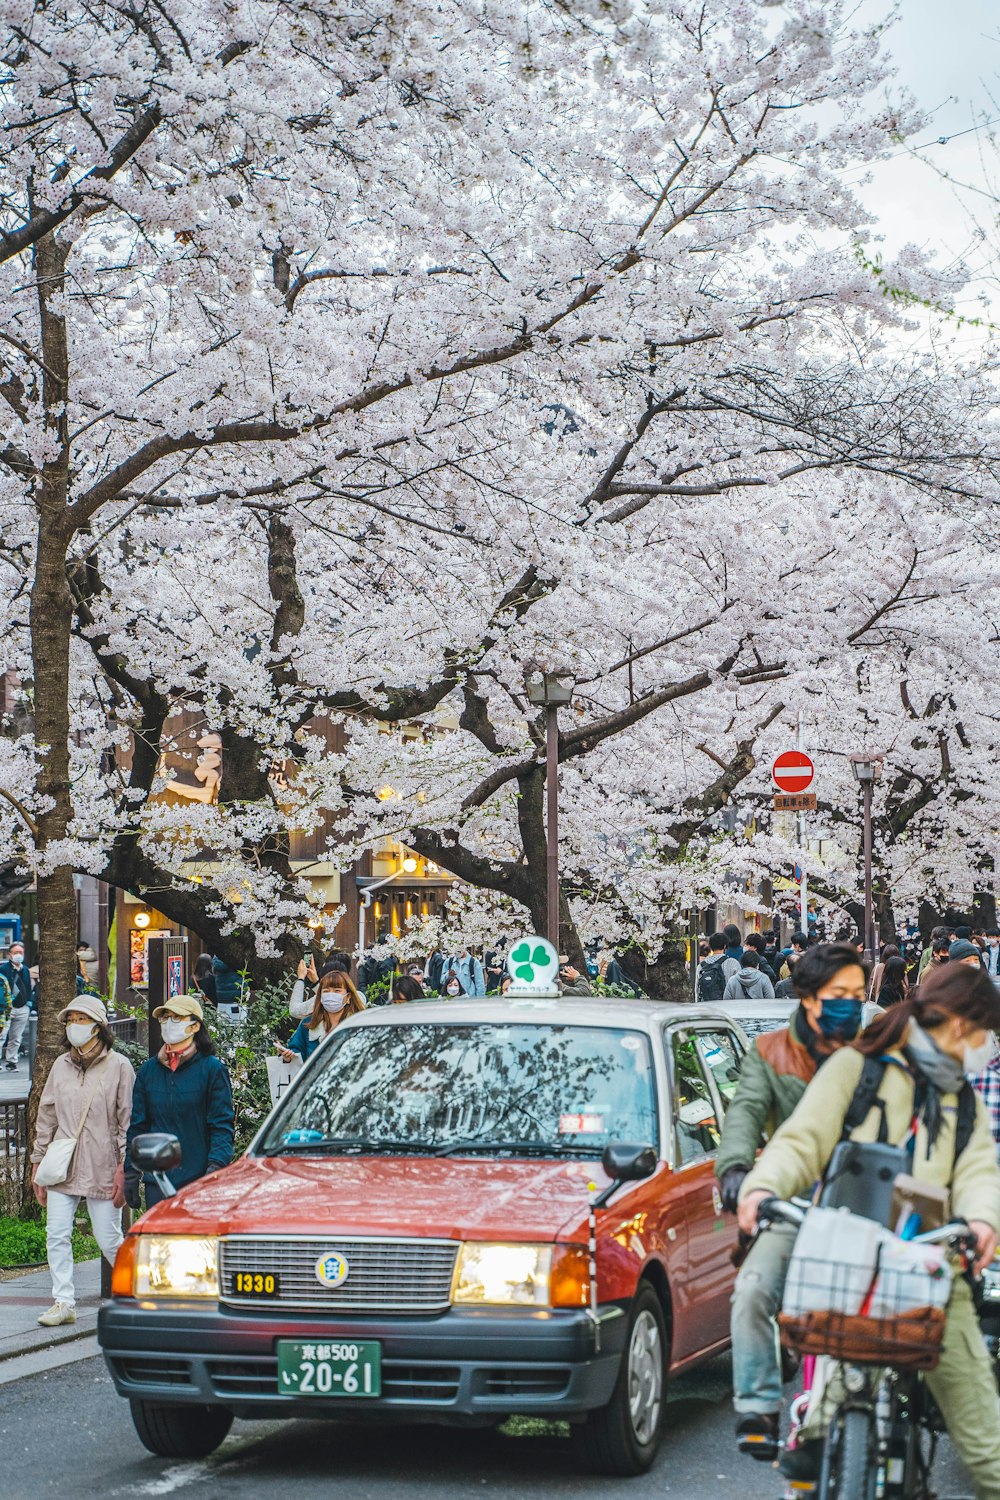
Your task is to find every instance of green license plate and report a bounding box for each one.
[276,1339,381,1398]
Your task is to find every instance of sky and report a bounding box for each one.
[853,0,1000,319]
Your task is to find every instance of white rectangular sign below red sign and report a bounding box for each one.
[772,750,814,793]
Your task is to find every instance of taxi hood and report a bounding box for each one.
[134,1153,621,1243]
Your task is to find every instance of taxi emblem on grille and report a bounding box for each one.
[314,1250,350,1288]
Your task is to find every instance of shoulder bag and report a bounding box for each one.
[35,1058,110,1188]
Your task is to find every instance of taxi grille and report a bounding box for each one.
[219,1236,459,1313]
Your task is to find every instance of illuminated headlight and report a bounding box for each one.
[452,1243,552,1306]
[982,1264,1000,1303]
[135,1236,219,1298]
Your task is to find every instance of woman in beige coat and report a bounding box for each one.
[738,963,1000,1498]
[31,995,134,1327]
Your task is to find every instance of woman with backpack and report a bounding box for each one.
[737,963,1000,1496]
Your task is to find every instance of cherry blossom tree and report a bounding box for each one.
[4,0,1000,1132]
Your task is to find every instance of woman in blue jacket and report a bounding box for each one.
[278,969,364,1062]
[125,995,234,1208]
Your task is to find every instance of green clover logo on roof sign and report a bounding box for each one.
[506,936,559,990]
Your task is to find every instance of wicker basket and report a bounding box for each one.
[778,1304,946,1371]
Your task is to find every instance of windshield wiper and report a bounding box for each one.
[263,1136,440,1158]
[434,1139,605,1158]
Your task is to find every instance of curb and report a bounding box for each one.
[0,1319,99,1364]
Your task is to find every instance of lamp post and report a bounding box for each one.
[526,668,576,948]
[849,752,884,966]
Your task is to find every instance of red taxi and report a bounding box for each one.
[99,996,745,1474]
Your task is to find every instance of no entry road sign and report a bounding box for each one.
[772,750,814,793]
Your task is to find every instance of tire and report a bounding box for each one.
[129,1399,233,1459]
[574,1282,668,1476]
[819,1407,876,1500]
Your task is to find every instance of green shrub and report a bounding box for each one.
[0,1213,99,1268]
[207,978,295,1156]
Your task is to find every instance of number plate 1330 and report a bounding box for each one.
[277,1339,382,1397]
[232,1271,279,1297]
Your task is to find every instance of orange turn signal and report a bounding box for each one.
[111,1234,139,1298]
[550,1245,590,1308]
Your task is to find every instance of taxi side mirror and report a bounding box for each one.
[593,1142,657,1207]
[130,1132,182,1174]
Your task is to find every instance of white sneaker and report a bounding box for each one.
[37,1302,76,1327]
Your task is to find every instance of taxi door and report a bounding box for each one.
[663,1021,744,1356]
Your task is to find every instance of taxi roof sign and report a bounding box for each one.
[506,937,560,997]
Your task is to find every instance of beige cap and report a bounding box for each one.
[152,994,204,1021]
[58,995,108,1026]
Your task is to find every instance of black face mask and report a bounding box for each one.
[816,998,864,1042]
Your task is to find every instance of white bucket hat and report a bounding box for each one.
[57,995,108,1027]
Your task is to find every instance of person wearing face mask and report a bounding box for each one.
[984,928,1000,981]
[279,972,365,1062]
[441,970,466,999]
[125,996,234,1210]
[720,942,867,1461]
[738,963,1000,1496]
[30,996,134,1326]
[0,940,32,1071]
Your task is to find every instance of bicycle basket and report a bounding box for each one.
[777,1208,952,1370]
[778,1254,948,1370]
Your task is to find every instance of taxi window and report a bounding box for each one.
[670,1031,721,1166]
[259,1022,658,1157]
[693,1029,744,1115]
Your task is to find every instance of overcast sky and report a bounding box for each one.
[853,0,999,316]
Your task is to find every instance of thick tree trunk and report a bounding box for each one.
[617,944,691,1003]
[24,231,77,1208]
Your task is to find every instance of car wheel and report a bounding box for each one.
[129,1399,233,1458]
[574,1281,667,1476]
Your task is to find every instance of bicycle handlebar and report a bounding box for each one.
[757,1196,807,1229]
[758,1200,978,1263]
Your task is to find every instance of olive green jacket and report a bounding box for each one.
[741,1044,1000,1230]
[715,1011,818,1180]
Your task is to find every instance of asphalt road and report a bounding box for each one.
[0,1342,974,1500]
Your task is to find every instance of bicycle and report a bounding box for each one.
[758,1197,978,1500]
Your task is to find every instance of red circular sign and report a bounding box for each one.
[772,750,814,792]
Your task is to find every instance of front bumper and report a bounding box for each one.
[97,1300,627,1423]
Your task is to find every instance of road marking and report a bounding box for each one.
[0,1332,100,1385]
[131,1463,212,1495]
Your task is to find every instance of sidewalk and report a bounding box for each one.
[0,1055,30,1103]
[0,1258,102,1360]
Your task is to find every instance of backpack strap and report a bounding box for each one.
[955,1080,976,1160]
[842,1055,890,1143]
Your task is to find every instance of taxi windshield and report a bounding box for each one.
[258,1022,658,1158]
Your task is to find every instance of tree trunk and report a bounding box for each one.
[874,882,897,947]
[24,231,77,1208]
[617,944,692,1003]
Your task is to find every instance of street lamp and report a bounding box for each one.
[849,752,884,966]
[526,667,576,948]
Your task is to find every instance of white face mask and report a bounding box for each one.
[320,993,348,1014]
[161,1017,194,1046]
[963,1035,997,1075]
[66,1022,97,1049]
[446,984,461,995]
[290,994,314,1019]
[9,952,23,967]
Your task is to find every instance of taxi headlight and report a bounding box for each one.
[135,1236,220,1298]
[452,1243,552,1306]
